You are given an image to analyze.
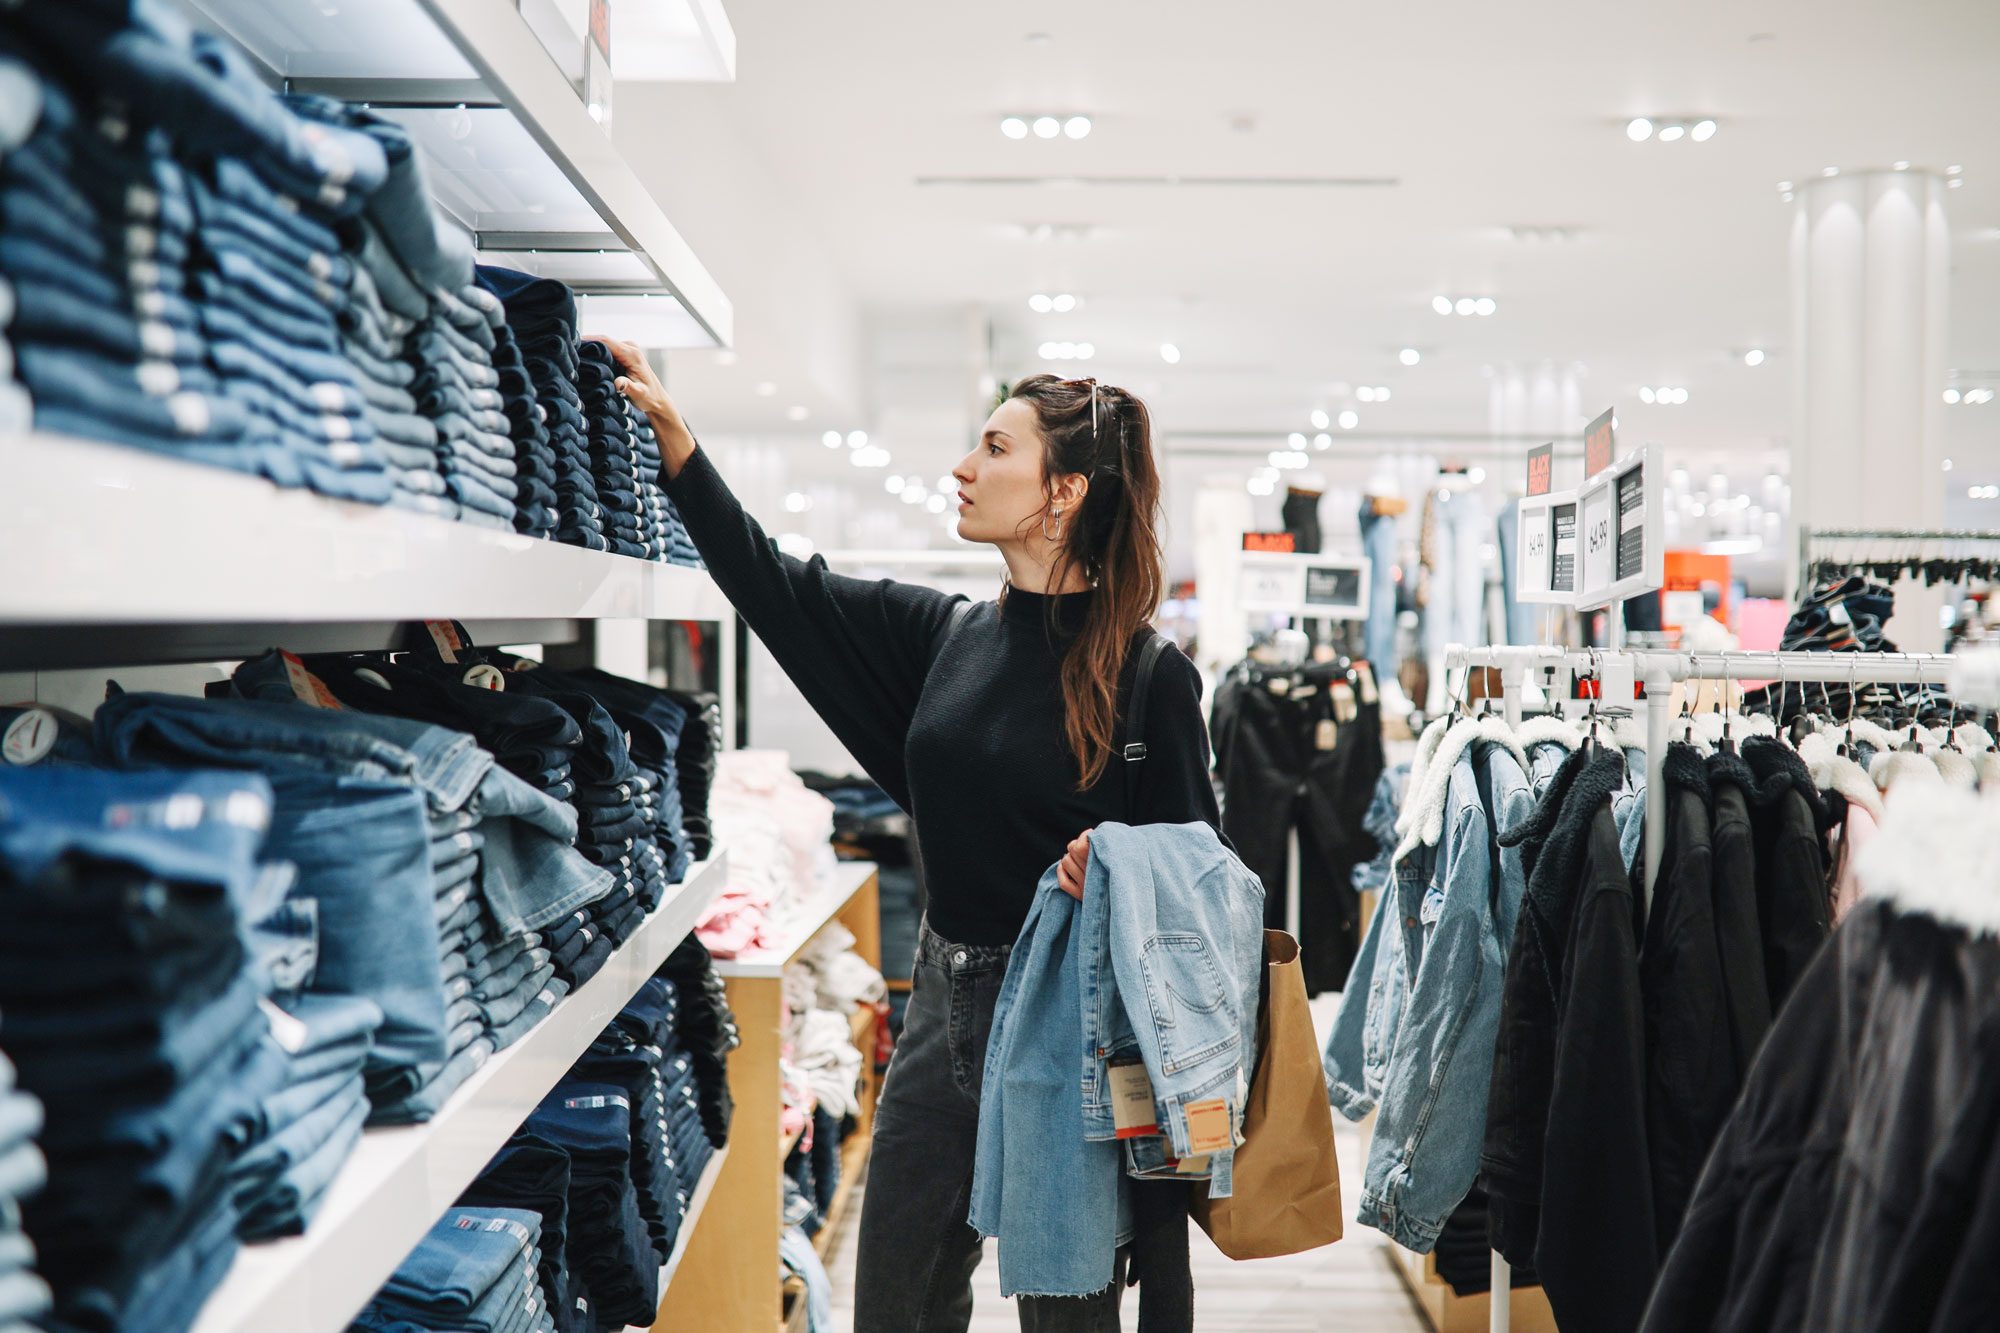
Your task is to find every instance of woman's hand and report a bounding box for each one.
[585,334,696,478]
[1057,830,1093,902]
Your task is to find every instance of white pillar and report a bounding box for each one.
[1790,169,1951,649]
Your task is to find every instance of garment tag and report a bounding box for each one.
[1315,718,1339,751]
[3,709,57,765]
[1108,1058,1160,1139]
[281,652,343,709]
[1183,1098,1233,1155]
[425,620,463,663]
[1266,676,1290,696]
[1828,599,1850,626]
[1332,681,1358,722]
[463,664,506,691]
[258,997,310,1054]
[1173,1154,1211,1175]
[1354,661,1380,704]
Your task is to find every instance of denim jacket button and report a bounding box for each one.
[953,950,968,966]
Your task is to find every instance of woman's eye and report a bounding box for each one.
[987,443,1003,457]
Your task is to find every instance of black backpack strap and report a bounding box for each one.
[1122,631,1172,817]
[930,599,978,664]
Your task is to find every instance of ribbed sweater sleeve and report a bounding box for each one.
[663,446,961,810]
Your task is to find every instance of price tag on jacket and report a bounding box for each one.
[1183,1098,1234,1156]
[1108,1057,1161,1139]
[424,620,464,663]
[1353,661,1379,704]
[1331,681,1357,722]
[281,651,343,709]
[1314,718,1339,751]
[463,664,506,691]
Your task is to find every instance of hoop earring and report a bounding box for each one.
[1042,507,1065,541]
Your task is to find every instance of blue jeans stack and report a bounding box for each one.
[0,57,31,435]
[484,299,559,540]
[575,341,652,560]
[561,667,699,888]
[228,992,380,1240]
[456,1139,583,1333]
[0,766,291,1333]
[348,1206,558,1333]
[342,222,448,519]
[479,265,610,553]
[0,1039,51,1333]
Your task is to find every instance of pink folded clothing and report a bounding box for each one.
[696,888,771,957]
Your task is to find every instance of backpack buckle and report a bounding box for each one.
[1123,743,1148,762]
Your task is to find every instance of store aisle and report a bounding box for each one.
[825,996,1426,1332]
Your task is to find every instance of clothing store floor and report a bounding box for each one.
[825,995,1428,1332]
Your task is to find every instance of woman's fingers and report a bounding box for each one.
[583,333,644,376]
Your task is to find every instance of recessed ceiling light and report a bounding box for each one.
[1659,123,1686,142]
[1159,343,1181,364]
[1776,181,1794,192]
[1626,118,1654,142]
[1309,408,1330,430]
[1399,348,1421,366]
[1033,116,1061,139]
[1893,161,1911,172]
[1641,387,1656,404]
[847,430,868,448]
[938,475,958,494]
[885,476,905,494]
[1943,458,1954,471]
[1338,411,1359,430]
[1744,348,1766,367]
[1453,298,1475,316]
[1691,119,1717,142]
[1310,433,1331,449]
[1947,165,1964,175]
[1038,341,1059,359]
[1357,387,1376,403]
[1374,386,1391,400]
[1470,467,1487,484]
[1822,166,1840,177]
[1949,178,1964,189]
[1474,297,1497,316]
[1074,342,1094,359]
[1029,293,1053,313]
[927,494,948,513]
[1064,116,1092,140]
[1672,387,1690,404]
[1000,117,1028,140]
[1051,293,1078,312]
[822,430,842,449]
[786,405,808,421]
[783,492,810,513]
[1432,295,1453,315]
[1288,433,1307,449]
[754,381,777,397]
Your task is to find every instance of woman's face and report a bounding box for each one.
[951,397,1061,546]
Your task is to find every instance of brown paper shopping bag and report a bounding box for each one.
[1191,929,1344,1259]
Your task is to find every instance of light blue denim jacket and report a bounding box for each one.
[1324,717,1540,1251]
[969,821,1265,1298]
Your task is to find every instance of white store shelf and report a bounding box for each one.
[189,850,729,1333]
[184,0,733,347]
[0,432,729,625]
[715,860,878,980]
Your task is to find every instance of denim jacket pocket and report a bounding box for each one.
[1139,933,1239,1077]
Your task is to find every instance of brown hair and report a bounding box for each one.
[1004,374,1166,790]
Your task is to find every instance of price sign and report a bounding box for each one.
[1241,531,1297,553]
[1239,551,1371,620]
[1575,443,1663,610]
[1584,408,1615,479]
[1517,488,1576,606]
[1526,443,1553,497]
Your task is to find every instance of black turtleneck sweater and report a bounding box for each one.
[664,447,1222,947]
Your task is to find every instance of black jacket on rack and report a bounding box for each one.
[1484,747,1657,1333]
[1739,738,1834,1009]
[1209,658,1382,995]
[1705,755,1774,1075]
[1640,745,1736,1252]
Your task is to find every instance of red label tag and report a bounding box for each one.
[280,651,343,710]
[424,620,463,664]
[1241,531,1296,553]
[1526,442,1553,496]
[1584,409,1615,478]
[1184,1098,1233,1155]
[1109,1059,1160,1139]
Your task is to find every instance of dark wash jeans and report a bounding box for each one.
[855,920,1127,1332]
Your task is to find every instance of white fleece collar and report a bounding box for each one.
[1856,784,2000,936]
[1393,716,1527,862]
[1871,748,1944,793]
[1845,717,1905,754]
[1936,748,1980,789]
[1396,716,1455,839]
[1982,750,2000,791]
[1797,730,1886,822]
[1516,714,1581,752]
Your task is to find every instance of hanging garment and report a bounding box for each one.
[1704,751,1774,1076]
[1483,746,1658,1333]
[1739,738,1834,1008]
[1642,785,2000,1333]
[1281,487,1323,554]
[1210,660,1383,994]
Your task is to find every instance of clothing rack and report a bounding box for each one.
[1438,642,1957,1333]
[1796,526,2000,589]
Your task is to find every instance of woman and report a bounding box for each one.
[599,343,1221,1331]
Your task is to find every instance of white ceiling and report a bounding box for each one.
[630,0,2000,522]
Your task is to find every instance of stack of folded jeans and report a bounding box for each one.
[485,302,558,539]
[658,934,738,1150]
[340,222,447,518]
[664,690,722,861]
[350,1205,556,1333]
[459,904,568,1056]
[570,979,690,1263]
[524,1080,657,1328]
[0,1040,51,1333]
[0,765,291,1333]
[456,1137,584,1333]
[411,282,518,534]
[561,667,699,888]
[479,265,607,553]
[229,992,380,1239]
[575,341,651,560]
[626,405,702,569]
[0,56,33,435]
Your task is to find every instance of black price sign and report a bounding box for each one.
[1616,464,1647,582]
[1304,565,1363,610]
[1551,500,1577,594]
